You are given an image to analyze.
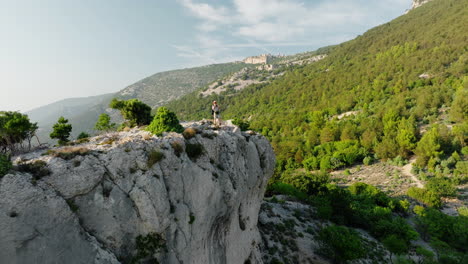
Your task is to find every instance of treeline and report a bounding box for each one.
[0,98,185,178]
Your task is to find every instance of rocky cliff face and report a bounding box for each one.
[0,123,275,264]
[411,0,433,10]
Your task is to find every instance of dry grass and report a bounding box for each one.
[183,127,198,139]
[47,146,91,160]
[142,133,152,140]
[171,141,184,157]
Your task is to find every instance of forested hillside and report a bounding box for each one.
[165,1,467,262]
[167,0,467,168]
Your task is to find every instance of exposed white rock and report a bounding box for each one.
[0,124,275,264]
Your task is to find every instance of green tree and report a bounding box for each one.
[109,98,152,127]
[317,225,366,263]
[50,116,72,145]
[94,113,116,131]
[383,235,408,263]
[0,111,38,153]
[396,116,418,158]
[449,87,468,122]
[77,132,90,140]
[146,107,183,136]
[415,126,443,167]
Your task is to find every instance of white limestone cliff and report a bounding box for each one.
[0,122,275,264]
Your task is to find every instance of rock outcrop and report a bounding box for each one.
[0,122,275,264]
[410,0,433,10]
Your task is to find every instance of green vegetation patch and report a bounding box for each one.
[317,224,366,263]
[147,150,165,168]
[16,160,50,180]
[185,143,204,161]
[0,154,12,178]
[146,107,183,136]
[131,232,166,264]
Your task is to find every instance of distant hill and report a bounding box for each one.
[27,62,249,143]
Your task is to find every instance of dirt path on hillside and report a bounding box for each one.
[401,157,424,188]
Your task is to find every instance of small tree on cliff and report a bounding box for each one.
[50,116,72,145]
[0,111,38,153]
[109,98,152,127]
[94,113,116,132]
[146,107,183,136]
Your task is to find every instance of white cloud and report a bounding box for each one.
[177,0,411,62]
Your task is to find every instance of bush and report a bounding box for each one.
[363,156,373,166]
[280,171,330,195]
[317,225,366,263]
[16,160,50,180]
[47,147,90,160]
[170,141,184,157]
[182,127,197,139]
[265,182,308,201]
[146,107,183,136]
[0,154,12,178]
[426,177,456,197]
[50,117,72,145]
[147,150,164,168]
[185,143,204,161]
[131,232,166,264]
[77,132,90,140]
[303,156,319,170]
[110,98,152,127]
[407,187,442,208]
[232,118,250,131]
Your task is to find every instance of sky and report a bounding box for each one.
[0,0,411,112]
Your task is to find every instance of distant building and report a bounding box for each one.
[243,54,272,64]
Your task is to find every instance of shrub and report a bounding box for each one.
[182,127,197,139]
[110,98,152,127]
[146,107,183,136]
[407,187,441,208]
[265,182,308,201]
[317,225,366,263]
[147,150,164,168]
[170,141,184,157]
[280,171,330,195]
[16,160,50,180]
[232,118,250,131]
[48,147,90,160]
[383,234,409,257]
[50,116,72,145]
[426,177,456,197]
[77,132,90,140]
[363,156,373,165]
[189,213,195,224]
[185,143,204,161]
[302,156,319,170]
[132,232,166,264]
[0,154,12,178]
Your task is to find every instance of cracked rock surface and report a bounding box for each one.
[0,123,275,264]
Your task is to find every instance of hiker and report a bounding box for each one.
[211,101,221,126]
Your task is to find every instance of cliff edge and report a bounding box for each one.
[0,122,275,264]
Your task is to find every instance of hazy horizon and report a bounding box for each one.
[1,0,411,112]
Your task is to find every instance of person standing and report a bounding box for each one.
[211,101,221,127]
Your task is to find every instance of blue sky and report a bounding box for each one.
[0,0,411,112]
